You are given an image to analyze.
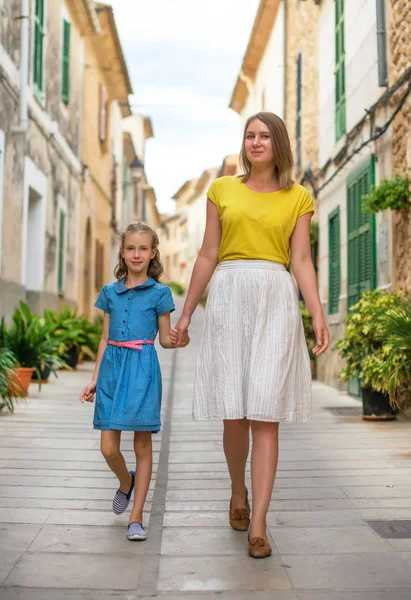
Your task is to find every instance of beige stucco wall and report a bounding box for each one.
[389,0,411,292]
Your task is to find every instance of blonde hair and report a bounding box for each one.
[114,222,164,282]
[239,112,294,191]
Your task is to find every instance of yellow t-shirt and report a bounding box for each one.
[207,176,314,265]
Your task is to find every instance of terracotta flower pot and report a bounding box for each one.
[8,367,35,398]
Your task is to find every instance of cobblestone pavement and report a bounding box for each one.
[1,302,411,599]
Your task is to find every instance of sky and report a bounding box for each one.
[109,0,260,214]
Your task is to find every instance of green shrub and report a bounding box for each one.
[299,302,316,364]
[168,281,185,296]
[362,174,410,214]
[335,290,410,407]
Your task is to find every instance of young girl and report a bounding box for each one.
[173,112,329,558]
[80,222,188,541]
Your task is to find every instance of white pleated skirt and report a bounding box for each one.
[193,260,312,422]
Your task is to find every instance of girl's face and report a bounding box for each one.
[121,232,156,278]
[244,119,274,166]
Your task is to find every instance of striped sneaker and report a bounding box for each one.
[127,521,147,541]
[112,471,135,515]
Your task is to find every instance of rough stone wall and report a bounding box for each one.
[285,0,320,178]
[389,0,411,291]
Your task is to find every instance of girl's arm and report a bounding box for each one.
[290,213,330,356]
[158,312,189,349]
[80,312,109,403]
[174,200,222,345]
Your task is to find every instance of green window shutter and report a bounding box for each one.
[335,0,346,141]
[62,20,71,104]
[58,211,65,293]
[346,156,376,309]
[328,207,341,315]
[33,0,45,97]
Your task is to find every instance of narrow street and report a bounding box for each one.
[1,304,411,599]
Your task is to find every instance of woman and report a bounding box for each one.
[173,112,329,558]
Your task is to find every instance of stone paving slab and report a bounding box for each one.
[158,555,293,591]
[281,553,411,590]
[3,552,142,589]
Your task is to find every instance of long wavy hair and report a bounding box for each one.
[239,112,294,191]
[114,222,164,282]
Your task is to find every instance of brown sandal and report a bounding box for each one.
[229,487,250,531]
[248,534,272,559]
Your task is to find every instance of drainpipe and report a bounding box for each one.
[376,0,388,87]
[14,0,29,132]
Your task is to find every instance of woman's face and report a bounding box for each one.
[244,119,274,166]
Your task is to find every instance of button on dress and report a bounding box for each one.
[93,278,175,432]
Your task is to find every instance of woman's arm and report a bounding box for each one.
[290,213,330,356]
[174,199,222,345]
[158,312,189,349]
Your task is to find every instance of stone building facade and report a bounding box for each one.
[284,0,320,180]
[388,0,411,292]
[0,0,87,319]
[76,2,132,317]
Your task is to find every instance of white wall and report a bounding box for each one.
[345,0,381,131]
[0,130,4,274]
[241,0,285,124]
[22,156,47,290]
[122,115,147,160]
[319,0,382,166]
[318,0,336,167]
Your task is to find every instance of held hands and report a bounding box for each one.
[312,315,330,356]
[170,315,191,348]
[79,380,97,403]
[170,328,190,348]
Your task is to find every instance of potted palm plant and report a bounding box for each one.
[0,347,25,412]
[4,302,69,395]
[44,307,100,369]
[335,290,404,420]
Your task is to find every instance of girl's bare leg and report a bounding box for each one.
[129,431,153,524]
[100,430,132,492]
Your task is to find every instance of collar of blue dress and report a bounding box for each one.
[115,278,156,294]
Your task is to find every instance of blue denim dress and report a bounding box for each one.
[93,278,175,432]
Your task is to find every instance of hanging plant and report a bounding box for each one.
[361,174,410,214]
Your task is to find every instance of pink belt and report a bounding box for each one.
[108,339,154,350]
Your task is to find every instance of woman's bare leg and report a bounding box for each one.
[223,419,250,508]
[249,420,279,538]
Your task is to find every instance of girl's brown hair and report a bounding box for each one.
[239,112,294,191]
[114,222,164,282]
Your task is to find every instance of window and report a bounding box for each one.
[57,209,66,293]
[346,157,376,309]
[33,0,45,100]
[328,207,340,314]
[95,240,104,290]
[61,19,71,104]
[335,0,346,141]
[99,85,108,142]
[296,52,302,171]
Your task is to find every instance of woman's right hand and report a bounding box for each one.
[80,380,97,403]
[173,314,191,347]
